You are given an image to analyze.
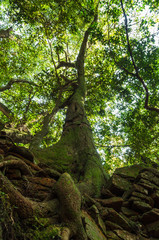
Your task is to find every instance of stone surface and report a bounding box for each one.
[121,207,139,217]
[97,197,123,211]
[108,174,132,195]
[82,211,107,240]
[102,208,132,231]
[151,190,159,207]
[101,188,115,198]
[131,191,154,206]
[105,221,123,230]
[106,229,140,240]
[141,208,159,224]
[114,229,139,240]
[146,220,159,238]
[133,184,148,195]
[132,200,152,213]
[114,164,145,179]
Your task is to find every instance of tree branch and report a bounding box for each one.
[0,79,38,92]
[120,0,159,113]
[0,102,13,120]
[0,27,13,38]
[57,61,76,69]
[75,5,99,100]
[96,144,130,149]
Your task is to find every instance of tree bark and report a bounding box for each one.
[34,13,109,197]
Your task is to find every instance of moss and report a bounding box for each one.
[27,225,61,240]
[56,173,87,239]
[34,114,109,197]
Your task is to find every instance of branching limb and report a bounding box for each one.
[0,102,13,120]
[57,61,76,69]
[75,3,99,100]
[95,144,130,149]
[120,0,159,113]
[0,79,38,92]
[0,27,13,38]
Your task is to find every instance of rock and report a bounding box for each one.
[96,197,123,211]
[82,211,107,240]
[0,154,4,162]
[106,230,120,239]
[140,167,159,179]
[151,190,159,207]
[138,178,158,192]
[106,229,139,240]
[101,188,115,198]
[113,229,139,240]
[129,196,142,203]
[89,205,107,235]
[132,201,152,213]
[121,207,139,217]
[108,174,132,195]
[133,184,148,195]
[146,220,159,238]
[131,191,154,206]
[139,171,159,187]
[105,221,123,230]
[141,208,159,224]
[101,208,132,231]
[114,164,145,179]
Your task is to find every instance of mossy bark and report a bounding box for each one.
[33,14,109,197]
[35,99,109,197]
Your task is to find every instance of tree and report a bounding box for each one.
[0,0,158,238]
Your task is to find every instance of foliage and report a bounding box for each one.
[0,0,158,172]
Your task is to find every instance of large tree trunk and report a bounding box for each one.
[34,96,109,197]
[34,13,109,197]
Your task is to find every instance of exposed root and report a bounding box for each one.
[61,227,71,240]
[5,154,42,171]
[56,173,87,240]
[0,171,33,218]
[0,159,33,176]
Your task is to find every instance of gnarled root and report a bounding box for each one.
[56,173,87,240]
[61,227,71,240]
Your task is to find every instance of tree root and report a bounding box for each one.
[56,173,87,240]
[0,171,33,218]
[0,170,59,219]
[0,159,33,176]
[61,227,71,240]
[5,154,42,171]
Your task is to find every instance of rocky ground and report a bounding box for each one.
[0,137,159,239]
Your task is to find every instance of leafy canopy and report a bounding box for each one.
[0,0,158,172]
